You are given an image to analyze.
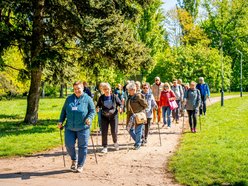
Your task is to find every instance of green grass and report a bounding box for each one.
[0,98,99,157]
[169,97,248,186]
[210,91,247,98]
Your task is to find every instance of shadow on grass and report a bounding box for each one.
[208,180,248,186]
[0,114,23,120]
[0,119,58,138]
[0,169,71,180]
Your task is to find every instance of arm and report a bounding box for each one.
[206,84,210,97]
[59,98,67,123]
[151,94,158,109]
[170,90,176,101]
[115,94,123,109]
[96,95,103,108]
[196,90,201,109]
[86,97,96,125]
[137,94,148,110]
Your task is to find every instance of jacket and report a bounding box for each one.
[171,85,184,101]
[142,91,157,119]
[152,82,164,101]
[126,93,148,124]
[184,88,201,110]
[59,93,96,131]
[196,83,210,97]
[96,94,123,117]
[160,90,176,107]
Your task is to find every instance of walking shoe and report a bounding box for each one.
[77,165,83,173]
[141,139,147,146]
[134,145,141,150]
[176,120,179,124]
[193,128,197,133]
[101,147,108,153]
[114,143,119,151]
[70,160,77,172]
[167,126,171,129]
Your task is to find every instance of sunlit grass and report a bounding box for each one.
[169,97,248,185]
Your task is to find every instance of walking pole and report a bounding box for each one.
[90,134,98,164]
[182,110,185,133]
[157,109,162,146]
[122,113,129,152]
[199,112,202,131]
[59,128,66,167]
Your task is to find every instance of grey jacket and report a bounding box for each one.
[171,85,184,101]
[184,88,201,111]
[142,91,157,119]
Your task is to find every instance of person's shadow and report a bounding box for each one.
[0,169,71,180]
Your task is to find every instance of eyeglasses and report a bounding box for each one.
[164,86,169,88]
[143,87,149,89]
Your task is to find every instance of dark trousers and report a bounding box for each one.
[142,118,152,141]
[101,114,118,148]
[172,100,181,120]
[200,95,207,115]
[187,110,197,129]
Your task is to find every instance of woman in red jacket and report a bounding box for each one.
[160,83,176,128]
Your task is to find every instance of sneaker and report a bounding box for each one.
[114,143,119,151]
[70,160,77,172]
[141,139,147,146]
[176,120,179,124]
[77,165,83,173]
[101,147,108,153]
[193,128,197,133]
[167,126,171,129]
[162,124,167,128]
[134,145,141,150]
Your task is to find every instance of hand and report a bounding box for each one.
[119,108,123,114]
[85,118,91,126]
[58,122,63,130]
[96,107,99,113]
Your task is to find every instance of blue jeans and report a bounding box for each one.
[129,124,143,147]
[65,128,90,167]
[162,106,172,127]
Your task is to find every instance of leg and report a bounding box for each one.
[156,101,162,122]
[176,100,181,121]
[135,124,144,147]
[129,127,136,141]
[200,96,204,115]
[192,110,197,129]
[153,108,157,123]
[98,110,102,132]
[144,118,152,141]
[167,107,172,127]
[101,116,109,148]
[110,114,118,144]
[187,110,193,130]
[77,129,90,167]
[64,129,77,161]
[162,106,166,125]
[202,96,207,115]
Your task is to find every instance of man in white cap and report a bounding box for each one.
[151,77,164,123]
[196,77,210,115]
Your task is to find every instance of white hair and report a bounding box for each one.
[102,83,111,90]
[126,82,137,90]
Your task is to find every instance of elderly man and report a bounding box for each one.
[151,77,164,123]
[196,77,210,116]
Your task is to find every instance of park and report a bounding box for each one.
[0,0,248,186]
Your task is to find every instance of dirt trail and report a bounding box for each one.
[0,96,239,186]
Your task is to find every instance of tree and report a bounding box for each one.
[0,0,154,124]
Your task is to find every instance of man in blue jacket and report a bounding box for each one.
[196,77,210,116]
[58,81,95,173]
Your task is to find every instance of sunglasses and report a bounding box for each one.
[164,86,169,88]
[143,87,149,89]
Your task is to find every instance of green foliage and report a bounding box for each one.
[169,97,248,185]
[0,98,98,157]
[177,0,200,20]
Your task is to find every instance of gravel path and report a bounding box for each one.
[0,95,239,186]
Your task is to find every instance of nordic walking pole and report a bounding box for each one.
[59,128,66,167]
[199,112,202,131]
[182,110,185,133]
[122,113,129,152]
[157,109,162,146]
[90,134,98,164]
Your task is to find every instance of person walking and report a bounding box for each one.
[184,81,201,133]
[83,81,92,97]
[196,77,210,115]
[141,83,157,144]
[93,83,104,132]
[171,79,184,124]
[160,83,176,128]
[58,81,96,173]
[151,77,164,123]
[126,82,148,150]
[96,83,123,153]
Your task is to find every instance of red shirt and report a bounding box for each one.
[159,90,176,107]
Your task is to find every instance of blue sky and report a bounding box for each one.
[162,0,177,12]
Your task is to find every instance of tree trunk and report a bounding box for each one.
[65,83,68,96]
[24,0,45,124]
[59,84,64,98]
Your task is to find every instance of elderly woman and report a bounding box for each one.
[160,83,176,128]
[93,82,104,132]
[184,81,201,133]
[126,82,148,150]
[96,83,123,153]
[58,81,95,173]
[141,82,157,144]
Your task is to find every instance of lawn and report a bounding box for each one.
[169,97,248,186]
[210,91,247,98]
[0,98,99,157]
